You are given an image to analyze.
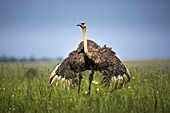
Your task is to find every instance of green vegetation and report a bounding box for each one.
[0,60,170,113]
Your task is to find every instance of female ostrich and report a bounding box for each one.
[49,22,130,93]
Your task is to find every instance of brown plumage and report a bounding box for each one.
[49,22,130,94]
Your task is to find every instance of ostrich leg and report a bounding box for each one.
[78,73,83,94]
[88,70,94,95]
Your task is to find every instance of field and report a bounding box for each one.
[0,60,170,113]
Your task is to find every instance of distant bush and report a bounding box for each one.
[0,55,17,62]
[0,55,63,62]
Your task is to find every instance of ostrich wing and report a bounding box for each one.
[93,46,130,83]
[49,50,86,85]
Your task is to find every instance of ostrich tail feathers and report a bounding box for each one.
[49,64,61,84]
[49,75,58,84]
[125,67,131,83]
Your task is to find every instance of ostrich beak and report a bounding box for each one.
[76,24,80,26]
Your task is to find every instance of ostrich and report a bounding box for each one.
[49,22,130,93]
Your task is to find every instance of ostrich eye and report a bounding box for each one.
[81,23,85,25]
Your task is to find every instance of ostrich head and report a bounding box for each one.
[76,22,86,28]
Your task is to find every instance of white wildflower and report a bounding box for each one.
[95,81,99,85]
[85,91,88,94]
[12,95,14,98]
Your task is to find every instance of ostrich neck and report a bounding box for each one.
[82,27,90,57]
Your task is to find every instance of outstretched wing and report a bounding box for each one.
[93,46,130,86]
[49,50,86,85]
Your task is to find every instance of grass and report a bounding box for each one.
[0,60,170,113]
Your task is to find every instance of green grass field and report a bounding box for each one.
[0,60,170,113]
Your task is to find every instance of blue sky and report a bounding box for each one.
[0,0,170,60]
